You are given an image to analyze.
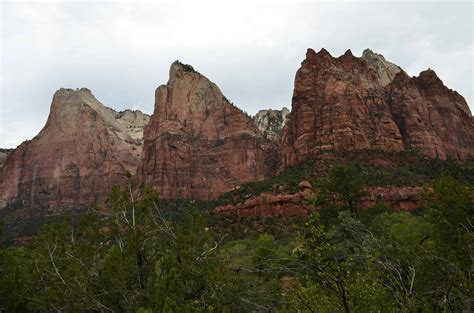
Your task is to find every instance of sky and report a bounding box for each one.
[1,0,472,148]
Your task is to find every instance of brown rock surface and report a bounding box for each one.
[0,88,148,209]
[281,48,473,167]
[362,186,423,211]
[0,148,13,172]
[386,70,474,160]
[281,48,405,167]
[215,186,423,218]
[215,192,312,217]
[139,61,277,201]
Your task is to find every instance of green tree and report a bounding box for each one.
[319,164,368,216]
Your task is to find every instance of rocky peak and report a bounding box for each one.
[414,69,447,92]
[139,62,277,200]
[282,47,473,163]
[282,47,405,167]
[387,69,474,159]
[253,107,290,140]
[361,48,402,86]
[0,88,146,209]
[169,60,199,81]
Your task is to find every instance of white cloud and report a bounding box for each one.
[1,1,472,148]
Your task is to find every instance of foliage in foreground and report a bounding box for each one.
[0,169,472,312]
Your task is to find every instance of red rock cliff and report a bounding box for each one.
[386,70,474,159]
[139,61,277,201]
[281,48,405,167]
[0,88,148,209]
[282,48,473,167]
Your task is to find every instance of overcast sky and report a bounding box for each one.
[1,1,472,148]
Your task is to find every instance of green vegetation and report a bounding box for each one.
[1,163,472,312]
[211,150,474,207]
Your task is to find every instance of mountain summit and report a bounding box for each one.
[0,88,149,209]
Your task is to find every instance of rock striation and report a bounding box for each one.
[253,107,290,140]
[0,88,149,209]
[386,70,474,160]
[139,61,277,201]
[281,48,405,167]
[282,48,473,167]
[1,48,472,212]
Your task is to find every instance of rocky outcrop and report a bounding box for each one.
[386,70,474,160]
[281,48,405,167]
[215,184,423,218]
[2,48,472,213]
[215,181,314,217]
[0,149,13,172]
[139,61,277,201]
[253,107,290,140]
[281,48,473,168]
[111,109,150,143]
[361,49,402,87]
[362,186,423,211]
[0,88,149,209]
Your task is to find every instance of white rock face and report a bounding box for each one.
[253,107,290,140]
[362,49,402,86]
[111,110,150,143]
[55,88,150,144]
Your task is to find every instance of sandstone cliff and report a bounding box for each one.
[139,61,277,201]
[2,48,472,212]
[281,48,405,167]
[0,88,149,209]
[0,149,13,172]
[387,69,474,160]
[282,48,473,168]
[253,107,290,141]
[361,49,402,87]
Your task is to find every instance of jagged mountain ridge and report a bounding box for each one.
[281,48,473,167]
[1,49,473,209]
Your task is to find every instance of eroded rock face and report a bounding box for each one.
[387,70,474,160]
[361,49,403,87]
[281,48,473,167]
[362,186,423,211]
[253,107,290,140]
[215,181,314,217]
[0,149,13,172]
[139,61,277,201]
[0,88,148,209]
[281,48,404,167]
[111,109,150,143]
[215,185,423,218]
